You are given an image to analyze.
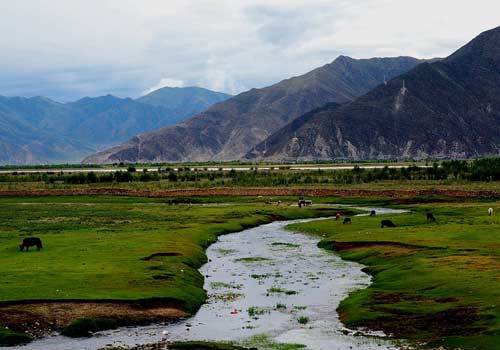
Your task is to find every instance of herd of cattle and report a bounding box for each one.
[16,202,495,252]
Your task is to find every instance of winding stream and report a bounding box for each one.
[12,207,405,350]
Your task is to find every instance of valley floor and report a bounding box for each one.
[0,190,499,349]
[0,196,337,345]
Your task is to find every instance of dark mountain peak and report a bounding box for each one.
[85,56,423,163]
[447,26,500,66]
[333,55,356,64]
[251,26,500,162]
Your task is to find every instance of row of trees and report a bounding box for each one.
[1,158,499,185]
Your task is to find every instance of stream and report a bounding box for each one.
[12,207,406,350]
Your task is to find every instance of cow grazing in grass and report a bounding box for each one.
[381,220,396,228]
[488,208,494,216]
[426,212,437,223]
[19,237,43,251]
[369,210,376,217]
[298,199,313,208]
[343,217,352,225]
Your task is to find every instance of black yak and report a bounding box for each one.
[381,220,396,228]
[426,212,437,223]
[19,237,43,251]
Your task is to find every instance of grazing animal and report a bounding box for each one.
[298,199,312,208]
[488,208,494,216]
[369,210,376,217]
[335,212,342,221]
[343,217,352,225]
[426,212,437,223]
[19,237,43,251]
[381,220,396,228]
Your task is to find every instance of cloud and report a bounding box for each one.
[142,78,185,96]
[0,0,499,101]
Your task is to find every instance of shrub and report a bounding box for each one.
[0,327,32,346]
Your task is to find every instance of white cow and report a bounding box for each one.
[488,208,494,216]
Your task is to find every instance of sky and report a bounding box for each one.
[1,0,500,102]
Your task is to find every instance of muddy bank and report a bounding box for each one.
[0,301,187,339]
[0,187,498,199]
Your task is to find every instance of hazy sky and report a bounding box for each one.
[1,0,500,101]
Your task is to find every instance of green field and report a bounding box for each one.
[1,193,500,349]
[289,200,500,349]
[0,195,342,344]
[0,196,337,307]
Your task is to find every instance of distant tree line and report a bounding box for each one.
[0,158,499,186]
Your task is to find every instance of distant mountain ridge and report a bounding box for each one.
[0,87,230,164]
[246,26,500,161]
[85,56,424,163]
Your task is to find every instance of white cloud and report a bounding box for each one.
[142,78,185,96]
[0,0,499,101]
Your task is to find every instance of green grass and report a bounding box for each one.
[297,316,309,325]
[0,196,335,319]
[242,334,305,350]
[267,287,297,295]
[289,201,500,349]
[247,306,269,318]
[168,341,251,350]
[275,303,287,310]
[236,257,271,263]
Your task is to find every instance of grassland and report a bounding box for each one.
[2,184,500,349]
[0,195,337,343]
[289,200,500,349]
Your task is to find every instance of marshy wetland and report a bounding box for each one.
[15,209,403,350]
[0,194,499,350]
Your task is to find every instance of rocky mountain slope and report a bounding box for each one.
[0,87,230,164]
[84,56,423,163]
[246,27,500,161]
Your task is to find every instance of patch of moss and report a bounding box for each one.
[169,341,253,350]
[0,328,32,346]
[61,317,118,338]
[235,257,270,263]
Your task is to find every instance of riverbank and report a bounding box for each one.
[289,201,500,349]
[15,213,400,350]
[0,197,342,346]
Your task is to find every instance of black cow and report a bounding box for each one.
[343,217,352,225]
[381,220,396,228]
[19,237,43,251]
[426,212,437,223]
[369,210,376,217]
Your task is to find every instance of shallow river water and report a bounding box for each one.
[12,207,405,350]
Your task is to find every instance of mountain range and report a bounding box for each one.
[6,27,500,165]
[0,87,230,164]
[84,56,424,163]
[246,26,500,161]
